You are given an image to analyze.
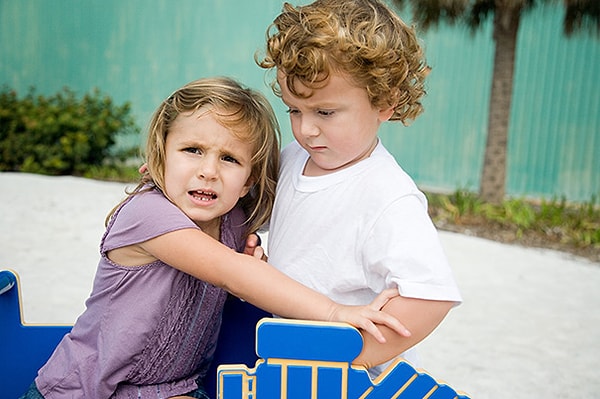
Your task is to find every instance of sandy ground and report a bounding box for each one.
[1,172,599,398]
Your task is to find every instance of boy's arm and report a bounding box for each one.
[353,295,455,369]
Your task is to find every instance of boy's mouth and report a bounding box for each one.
[308,145,327,152]
[189,190,218,201]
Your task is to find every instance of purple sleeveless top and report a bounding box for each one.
[35,187,248,398]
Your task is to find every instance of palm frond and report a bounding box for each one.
[390,0,470,29]
[391,0,599,36]
[468,0,496,29]
[563,0,600,36]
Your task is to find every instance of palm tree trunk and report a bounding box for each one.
[479,6,520,203]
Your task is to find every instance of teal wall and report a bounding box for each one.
[0,0,291,142]
[1,1,598,202]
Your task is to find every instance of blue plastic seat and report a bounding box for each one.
[0,269,268,399]
[0,270,72,398]
[1,269,470,398]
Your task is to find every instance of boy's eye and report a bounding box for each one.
[286,108,300,115]
[318,110,335,116]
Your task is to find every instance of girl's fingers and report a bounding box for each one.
[243,234,260,256]
[369,288,399,310]
[336,308,410,344]
[361,320,387,344]
[253,246,265,260]
[372,310,411,338]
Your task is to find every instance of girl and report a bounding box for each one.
[21,77,406,399]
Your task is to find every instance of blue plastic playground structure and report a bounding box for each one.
[217,319,471,399]
[0,269,470,399]
[0,269,268,399]
[0,270,72,398]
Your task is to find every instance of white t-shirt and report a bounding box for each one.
[268,141,462,376]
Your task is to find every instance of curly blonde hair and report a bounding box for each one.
[108,77,280,235]
[257,0,429,124]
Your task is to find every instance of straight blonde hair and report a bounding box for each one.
[108,77,280,235]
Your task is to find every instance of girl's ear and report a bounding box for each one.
[239,177,255,198]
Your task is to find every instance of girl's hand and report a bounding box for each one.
[244,233,267,261]
[327,288,411,344]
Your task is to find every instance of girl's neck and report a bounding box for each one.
[197,216,222,240]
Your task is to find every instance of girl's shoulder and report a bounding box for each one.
[114,188,183,223]
[103,187,198,251]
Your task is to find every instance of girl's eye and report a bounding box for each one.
[184,147,201,155]
[286,108,300,115]
[222,155,239,164]
[318,110,335,116]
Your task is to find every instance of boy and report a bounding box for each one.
[257,0,462,377]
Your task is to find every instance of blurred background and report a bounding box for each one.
[1,0,598,202]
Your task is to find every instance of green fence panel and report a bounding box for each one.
[1,1,597,202]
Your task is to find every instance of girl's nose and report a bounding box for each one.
[198,157,218,180]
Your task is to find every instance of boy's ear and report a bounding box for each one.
[378,105,396,122]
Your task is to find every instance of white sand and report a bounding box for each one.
[1,172,599,398]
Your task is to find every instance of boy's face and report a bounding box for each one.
[163,108,254,233]
[278,70,394,176]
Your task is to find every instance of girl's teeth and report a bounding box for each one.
[192,191,217,200]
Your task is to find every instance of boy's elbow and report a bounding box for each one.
[352,298,458,369]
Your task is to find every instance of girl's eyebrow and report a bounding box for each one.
[220,141,253,162]
[177,139,203,148]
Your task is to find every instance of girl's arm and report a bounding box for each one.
[240,233,450,369]
[353,296,455,368]
[137,228,411,343]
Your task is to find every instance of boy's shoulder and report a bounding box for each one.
[281,141,304,160]
[358,144,427,208]
[369,144,417,183]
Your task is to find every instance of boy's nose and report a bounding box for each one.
[299,117,319,138]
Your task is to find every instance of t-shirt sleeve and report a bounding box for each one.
[102,189,198,254]
[363,194,462,302]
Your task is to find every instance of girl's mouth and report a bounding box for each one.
[189,190,218,201]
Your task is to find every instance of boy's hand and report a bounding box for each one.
[328,288,411,344]
[244,233,267,261]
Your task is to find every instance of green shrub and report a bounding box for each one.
[428,189,600,253]
[0,86,139,175]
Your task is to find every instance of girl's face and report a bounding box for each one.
[163,108,254,234]
[278,70,394,176]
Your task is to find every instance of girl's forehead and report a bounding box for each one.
[175,106,232,127]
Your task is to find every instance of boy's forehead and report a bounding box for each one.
[277,72,313,98]
[278,70,362,100]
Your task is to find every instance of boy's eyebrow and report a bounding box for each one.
[281,95,339,110]
[280,96,292,107]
